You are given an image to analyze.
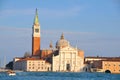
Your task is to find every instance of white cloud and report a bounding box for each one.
[41,30,95,36]
[0,27,31,37]
[0,9,34,17]
[39,6,82,17]
[0,6,82,18]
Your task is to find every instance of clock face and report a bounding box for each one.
[35,29,39,33]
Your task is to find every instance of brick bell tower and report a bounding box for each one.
[32,8,40,56]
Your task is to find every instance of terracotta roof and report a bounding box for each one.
[16,58,44,62]
[85,56,120,59]
[15,58,51,64]
[102,60,120,62]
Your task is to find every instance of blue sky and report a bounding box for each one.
[0,0,120,66]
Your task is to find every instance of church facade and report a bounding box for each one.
[52,38,84,72]
[52,34,84,72]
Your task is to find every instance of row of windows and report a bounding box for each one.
[29,61,44,63]
[29,67,47,69]
[105,64,120,66]
[113,70,120,72]
[29,64,44,66]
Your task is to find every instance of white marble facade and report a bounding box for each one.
[52,46,84,72]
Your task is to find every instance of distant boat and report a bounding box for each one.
[6,70,16,76]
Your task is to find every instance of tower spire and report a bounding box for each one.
[34,8,39,26]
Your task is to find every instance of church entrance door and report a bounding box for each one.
[66,64,71,71]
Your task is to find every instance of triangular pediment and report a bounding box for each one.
[60,46,77,51]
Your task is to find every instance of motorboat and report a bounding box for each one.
[7,70,16,76]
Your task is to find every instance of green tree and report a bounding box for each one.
[6,61,13,70]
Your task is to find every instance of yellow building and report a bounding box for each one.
[13,57,51,71]
[102,60,120,73]
[85,57,120,73]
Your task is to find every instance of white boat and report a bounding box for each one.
[7,70,16,76]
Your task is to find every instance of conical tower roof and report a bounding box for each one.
[34,8,39,25]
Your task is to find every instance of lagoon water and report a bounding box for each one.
[0,72,120,80]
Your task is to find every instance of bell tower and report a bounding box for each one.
[32,8,40,56]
